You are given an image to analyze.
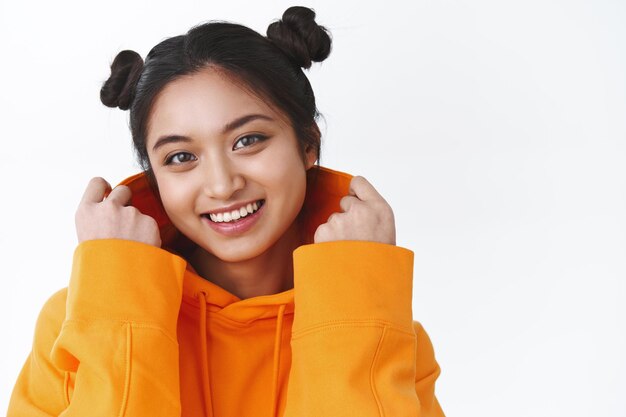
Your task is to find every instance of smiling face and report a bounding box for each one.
[145,67,317,262]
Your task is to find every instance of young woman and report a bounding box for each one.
[8,6,444,417]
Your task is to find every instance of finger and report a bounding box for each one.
[105,185,132,206]
[339,195,359,212]
[313,223,329,243]
[348,176,384,202]
[326,212,346,223]
[80,177,111,205]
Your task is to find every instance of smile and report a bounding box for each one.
[204,200,265,223]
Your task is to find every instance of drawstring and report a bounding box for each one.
[198,291,214,417]
[270,304,287,417]
[197,292,287,417]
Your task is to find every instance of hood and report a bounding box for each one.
[115,164,353,305]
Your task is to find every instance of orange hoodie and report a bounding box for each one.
[8,165,444,417]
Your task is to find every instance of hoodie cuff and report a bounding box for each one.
[66,239,187,337]
[292,240,415,333]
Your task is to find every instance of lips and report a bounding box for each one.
[203,199,265,223]
[202,198,266,237]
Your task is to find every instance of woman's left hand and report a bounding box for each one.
[314,176,396,245]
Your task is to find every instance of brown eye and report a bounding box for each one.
[233,134,268,150]
[165,152,196,165]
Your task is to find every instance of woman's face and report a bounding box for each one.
[145,68,317,262]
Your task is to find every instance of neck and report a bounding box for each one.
[187,218,306,300]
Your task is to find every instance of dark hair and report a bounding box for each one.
[100,6,332,190]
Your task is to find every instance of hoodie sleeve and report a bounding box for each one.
[7,239,187,417]
[287,240,445,417]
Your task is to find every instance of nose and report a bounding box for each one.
[201,155,245,201]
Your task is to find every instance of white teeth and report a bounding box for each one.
[208,200,263,223]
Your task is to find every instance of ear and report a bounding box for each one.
[304,143,318,170]
[303,124,320,170]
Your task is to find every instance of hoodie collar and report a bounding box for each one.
[116,165,353,320]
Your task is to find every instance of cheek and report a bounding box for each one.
[246,142,307,197]
[156,177,196,221]
[269,145,308,209]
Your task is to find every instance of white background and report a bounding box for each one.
[1,0,625,415]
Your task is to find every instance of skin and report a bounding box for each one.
[75,66,396,299]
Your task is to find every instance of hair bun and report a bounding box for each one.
[266,6,332,69]
[100,50,144,110]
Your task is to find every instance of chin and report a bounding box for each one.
[206,238,275,263]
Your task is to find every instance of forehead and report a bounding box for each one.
[146,68,287,146]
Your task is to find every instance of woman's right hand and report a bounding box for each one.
[75,177,162,247]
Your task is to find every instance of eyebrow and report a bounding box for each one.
[151,114,275,152]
